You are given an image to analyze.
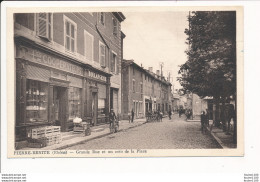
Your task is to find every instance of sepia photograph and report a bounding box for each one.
[7,6,243,157]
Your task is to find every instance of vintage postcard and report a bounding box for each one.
[6,6,243,158]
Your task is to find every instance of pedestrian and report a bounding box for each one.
[201,111,206,134]
[226,103,235,135]
[128,111,131,123]
[205,109,209,127]
[159,111,163,122]
[131,109,134,123]
[109,108,117,130]
[179,108,182,118]
[168,110,172,120]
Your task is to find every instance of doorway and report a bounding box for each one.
[53,86,67,132]
[92,92,97,125]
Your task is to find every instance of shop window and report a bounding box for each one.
[99,42,106,67]
[112,17,118,36]
[64,16,77,53]
[26,80,48,123]
[69,87,82,120]
[37,13,52,41]
[111,52,117,73]
[98,99,106,116]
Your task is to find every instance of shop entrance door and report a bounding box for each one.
[53,86,67,132]
[92,92,97,126]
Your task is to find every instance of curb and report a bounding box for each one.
[55,121,147,150]
[206,127,225,149]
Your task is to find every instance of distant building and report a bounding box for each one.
[121,59,172,119]
[14,12,125,141]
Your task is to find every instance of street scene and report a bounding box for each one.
[13,10,237,153]
[66,114,221,150]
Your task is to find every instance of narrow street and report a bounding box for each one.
[66,114,221,149]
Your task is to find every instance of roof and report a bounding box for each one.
[122,59,172,86]
[112,12,126,22]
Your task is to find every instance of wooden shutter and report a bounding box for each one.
[100,44,105,67]
[116,56,119,75]
[110,50,113,72]
[85,32,93,61]
[38,13,48,38]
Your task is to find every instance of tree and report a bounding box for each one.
[178,11,236,129]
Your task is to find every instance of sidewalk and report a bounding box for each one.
[207,120,236,149]
[24,118,147,150]
[184,114,236,149]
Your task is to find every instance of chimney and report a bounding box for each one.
[156,70,160,76]
[148,67,153,73]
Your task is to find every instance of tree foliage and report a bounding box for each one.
[178,11,236,99]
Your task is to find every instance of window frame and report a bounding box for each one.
[63,15,77,53]
[112,17,118,36]
[111,51,117,74]
[36,13,53,41]
[84,30,94,62]
[99,41,106,67]
[100,12,105,26]
[132,79,136,93]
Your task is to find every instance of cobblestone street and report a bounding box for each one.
[66,114,221,149]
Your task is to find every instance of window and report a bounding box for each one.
[111,52,117,73]
[100,12,105,25]
[37,13,52,41]
[84,30,94,62]
[99,42,106,67]
[64,16,77,53]
[132,79,135,92]
[98,99,106,116]
[112,17,118,36]
[26,80,48,123]
[69,87,82,119]
[140,82,143,98]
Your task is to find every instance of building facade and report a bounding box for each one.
[14,12,125,141]
[121,60,172,119]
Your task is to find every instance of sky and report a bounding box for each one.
[121,11,189,89]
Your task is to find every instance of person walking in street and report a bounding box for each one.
[179,108,182,118]
[201,111,206,134]
[131,109,134,123]
[168,110,172,120]
[128,111,131,123]
[159,111,163,122]
[109,108,117,132]
[205,109,210,127]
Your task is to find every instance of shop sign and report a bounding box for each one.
[88,71,107,82]
[16,45,83,76]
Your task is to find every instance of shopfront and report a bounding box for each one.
[15,42,110,141]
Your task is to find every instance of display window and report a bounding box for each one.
[98,99,105,116]
[68,87,82,120]
[26,79,48,123]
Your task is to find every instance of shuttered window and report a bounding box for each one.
[100,12,105,25]
[99,42,106,67]
[111,52,116,73]
[112,17,118,36]
[113,18,117,36]
[84,30,94,62]
[37,13,52,41]
[64,16,77,53]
